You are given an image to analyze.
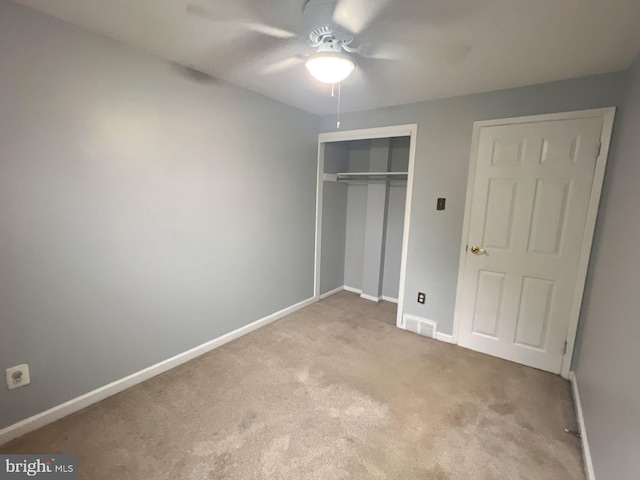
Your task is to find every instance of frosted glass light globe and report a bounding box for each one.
[305,52,355,84]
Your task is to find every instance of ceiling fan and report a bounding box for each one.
[186,0,396,85]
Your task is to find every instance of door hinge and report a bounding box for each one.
[563,340,568,355]
[466,244,468,252]
[596,141,602,157]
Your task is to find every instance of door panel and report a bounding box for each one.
[513,276,554,349]
[492,139,525,166]
[483,179,518,250]
[527,179,572,255]
[457,115,604,373]
[472,270,505,338]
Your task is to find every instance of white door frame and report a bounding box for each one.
[314,124,418,327]
[452,107,615,379]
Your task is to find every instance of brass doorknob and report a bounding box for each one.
[471,245,488,255]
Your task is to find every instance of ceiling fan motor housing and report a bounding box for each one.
[303,0,352,47]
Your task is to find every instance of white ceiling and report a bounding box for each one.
[11,0,640,116]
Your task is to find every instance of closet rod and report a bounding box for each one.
[337,171,408,178]
[323,172,409,183]
[336,180,407,184]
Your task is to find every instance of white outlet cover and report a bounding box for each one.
[6,364,30,390]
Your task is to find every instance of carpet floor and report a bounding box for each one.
[1,291,584,479]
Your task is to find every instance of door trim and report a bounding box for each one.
[314,124,418,328]
[452,108,616,378]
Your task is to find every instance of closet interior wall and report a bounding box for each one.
[320,142,349,295]
[320,137,410,301]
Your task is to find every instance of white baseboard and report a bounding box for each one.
[0,296,317,446]
[360,293,381,303]
[435,332,454,344]
[319,286,344,299]
[343,285,362,294]
[342,287,396,304]
[569,371,596,480]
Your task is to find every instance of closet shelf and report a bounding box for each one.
[323,172,408,182]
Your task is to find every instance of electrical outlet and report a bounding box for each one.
[417,292,426,304]
[6,364,30,390]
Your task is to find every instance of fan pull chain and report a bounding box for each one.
[331,83,335,97]
[337,82,342,129]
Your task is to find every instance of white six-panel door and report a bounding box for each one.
[455,111,611,374]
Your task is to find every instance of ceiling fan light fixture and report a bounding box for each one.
[305,52,355,84]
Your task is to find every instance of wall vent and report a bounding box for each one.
[418,321,436,339]
[405,317,420,335]
[403,315,437,339]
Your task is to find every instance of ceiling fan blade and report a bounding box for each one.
[187,4,296,39]
[186,4,251,22]
[348,66,373,92]
[203,33,296,79]
[243,23,297,40]
[354,42,402,61]
[261,56,305,75]
[333,0,393,35]
[347,56,396,101]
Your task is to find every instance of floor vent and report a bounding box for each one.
[403,315,437,339]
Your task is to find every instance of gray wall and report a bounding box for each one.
[572,55,640,480]
[344,184,367,289]
[342,139,408,300]
[360,138,392,299]
[343,141,370,289]
[320,71,629,334]
[320,143,349,295]
[0,0,319,429]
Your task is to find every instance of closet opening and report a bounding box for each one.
[314,125,418,327]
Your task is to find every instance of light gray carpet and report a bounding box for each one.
[1,292,584,479]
